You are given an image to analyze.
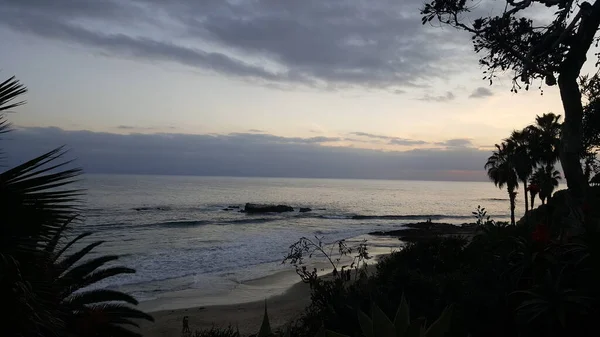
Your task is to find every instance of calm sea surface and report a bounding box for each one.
[72,175,520,303]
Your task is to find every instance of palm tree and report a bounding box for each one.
[529,113,562,168]
[486,142,519,225]
[0,75,153,337]
[508,129,538,215]
[530,166,562,205]
[527,183,540,209]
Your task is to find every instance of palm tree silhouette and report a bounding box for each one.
[508,129,537,216]
[486,142,519,225]
[530,166,562,205]
[0,75,153,337]
[529,113,562,169]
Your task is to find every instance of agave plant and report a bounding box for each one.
[0,74,153,337]
[315,295,453,337]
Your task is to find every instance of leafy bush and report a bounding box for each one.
[289,196,600,337]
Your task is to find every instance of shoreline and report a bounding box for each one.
[138,222,472,336]
[139,278,312,337]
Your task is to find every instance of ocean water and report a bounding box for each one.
[72,175,517,306]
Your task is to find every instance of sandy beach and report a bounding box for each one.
[139,279,312,337]
[137,223,471,337]
[138,261,383,337]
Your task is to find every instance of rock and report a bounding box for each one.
[222,208,232,211]
[299,207,312,213]
[228,205,240,209]
[244,203,294,213]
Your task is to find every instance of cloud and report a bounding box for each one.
[418,91,455,102]
[349,132,428,146]
[248,129,264,133]
[0,0,467,89]
[4,127,489,181]
[389,138,428,146]
[469,87,493,98]
[115,125,179,131]
[350,132,395,141]
[435,138,474,148]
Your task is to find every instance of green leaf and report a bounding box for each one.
[394,294,410,336]
[257,300,272,337]
[357,309,374,337]
[425,305,453,337]
[372,303,396,337]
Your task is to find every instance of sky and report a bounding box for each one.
[0,0,571,181]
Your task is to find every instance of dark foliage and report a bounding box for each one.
[0,74,152,337]
[421,0,598,204]
[290,189,600,337]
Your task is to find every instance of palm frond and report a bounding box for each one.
[56,243,108,275]
[77,267,136,290]
[59,255,120,286]
[45,218,76,256]
[0,76,27,112]
[53,232,94,262]
[87,304,154,322]
[64,289,139,307]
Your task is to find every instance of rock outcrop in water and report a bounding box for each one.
[299,207,312,213]
[243,203,294,213]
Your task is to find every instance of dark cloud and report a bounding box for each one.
[389,138,428,146]
[115,125,179,131]
[350,131,428,146]
[0,0,467,89]
[469,87,493,98]
[350,132,395,141]
[3,127,488,181]
[227,133,341,144]
[418,91,455,102]
[435,138,474,148]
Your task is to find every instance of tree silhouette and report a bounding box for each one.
[580,74,600,180]
[507,129,537,215]
[485,142,519,225]
[422,0,598,205]
[529,113,562,168]
[0,75,153,337]
[530,166,562,205]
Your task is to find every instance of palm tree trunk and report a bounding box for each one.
[530,192,535,209]
[508,188,516,226]
[523,181,529,215]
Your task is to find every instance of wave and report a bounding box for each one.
[316,214,471,221]
[481,198,509,201]
[132,206,172,212]
[226,217,280,225]
[154,220,211,227]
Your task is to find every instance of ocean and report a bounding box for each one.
[72,174,517,309]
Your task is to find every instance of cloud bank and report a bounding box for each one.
[0,0,467,90]
[4,127,489,181]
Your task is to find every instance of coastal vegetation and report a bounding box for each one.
[0,76,153,337]
[4,1,600,336]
